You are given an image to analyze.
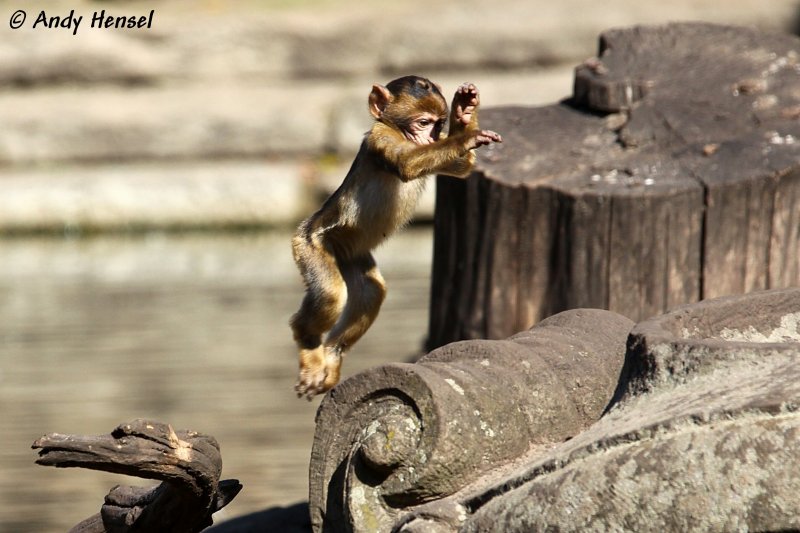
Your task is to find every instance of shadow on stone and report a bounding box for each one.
[206,502,311,533]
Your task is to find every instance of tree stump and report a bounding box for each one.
[428,22,800,350]
[32,419,241,533]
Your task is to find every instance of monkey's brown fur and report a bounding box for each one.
[290,76,501,399]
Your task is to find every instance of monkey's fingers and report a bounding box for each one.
[457,82,480,99]
[486,130,502,142]
[475,130,503,146]
[454,83,481,126]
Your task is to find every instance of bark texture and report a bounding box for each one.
[429,22,800,349]
[32,419,241,533]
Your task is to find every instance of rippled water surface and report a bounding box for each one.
[0,228,432,532]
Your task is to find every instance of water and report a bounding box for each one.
[0,228,432,532]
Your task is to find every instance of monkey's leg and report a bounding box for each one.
[290,233,347,399]
[320,254,387,392]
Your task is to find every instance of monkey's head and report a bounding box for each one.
[368,75,448,145]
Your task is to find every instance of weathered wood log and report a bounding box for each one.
[308,288,800,532]
[32,419,241,533]
[309,308,633,532]
[457,288,800,532]
[616,286,800,400]
[428,22,800,350]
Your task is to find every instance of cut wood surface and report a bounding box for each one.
[428,22,800,349]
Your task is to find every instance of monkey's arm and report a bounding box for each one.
[368,123,499,181]
[436,128,504,178]
[436,82,485,177]
[435,150,476,178]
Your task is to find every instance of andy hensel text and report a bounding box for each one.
[32,9,154,35]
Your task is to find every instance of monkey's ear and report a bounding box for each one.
[368,84,393,119]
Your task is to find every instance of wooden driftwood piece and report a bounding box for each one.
[428,22,800,349]
[32,419,241,533]
[309,308,633,532]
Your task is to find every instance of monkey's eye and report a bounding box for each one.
[418,119,432,127]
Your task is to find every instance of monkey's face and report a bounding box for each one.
[403,113,446,145]
[369,76,448,145]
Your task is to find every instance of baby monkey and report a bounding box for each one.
[290,76,502,399]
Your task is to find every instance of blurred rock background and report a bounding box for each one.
[1,0,798,232]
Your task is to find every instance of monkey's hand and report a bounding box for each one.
[466,129,503,150]
[452,82,480,129]
[295,346,342,400]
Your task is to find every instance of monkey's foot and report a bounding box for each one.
[453,83,480,126]
[295,347,342,400]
